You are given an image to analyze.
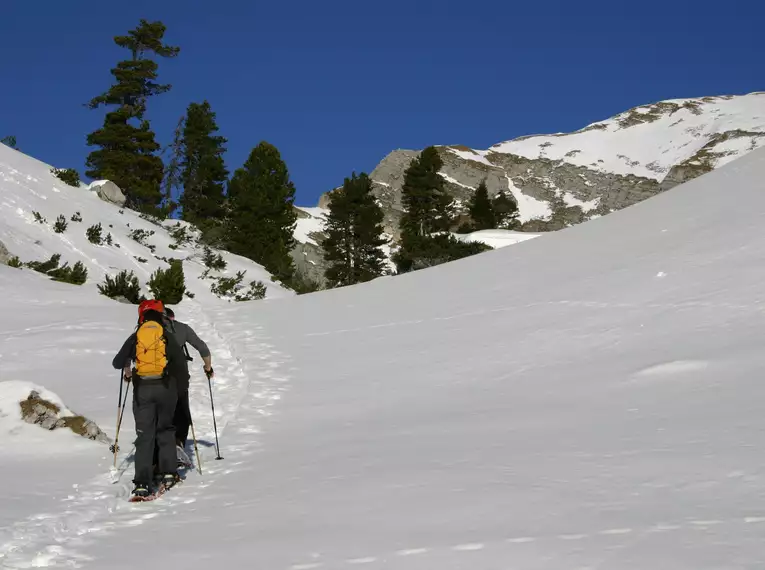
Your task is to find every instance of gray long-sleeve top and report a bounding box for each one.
[170,320,211,359]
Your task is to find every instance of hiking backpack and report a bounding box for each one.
[135,320,168,378]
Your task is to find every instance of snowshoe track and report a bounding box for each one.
[0,299,292,568]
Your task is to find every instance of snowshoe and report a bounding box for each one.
[129,484,153,502]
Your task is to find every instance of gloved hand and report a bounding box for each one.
[204,366,214,380]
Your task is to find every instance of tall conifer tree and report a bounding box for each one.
[178,101,228,227]
[227,142,297,283]
[468,179,496,230]
[322,173,388,287]
[85,20,179,213]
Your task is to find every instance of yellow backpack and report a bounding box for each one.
[135,321,168,378]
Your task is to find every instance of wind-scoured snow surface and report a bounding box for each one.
[456,92,765,180]
[3,145,765,568]
[0,143,291,303]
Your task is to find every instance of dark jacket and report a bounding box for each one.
[112,320,190,384]
[169,320,210,358]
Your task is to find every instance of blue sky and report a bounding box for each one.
[1,0,762,206]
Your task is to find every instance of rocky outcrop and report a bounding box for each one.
[0,239,11,264]
[20,390,110,444]
[89,180,127,207]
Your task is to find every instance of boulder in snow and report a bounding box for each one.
[0,239,11,264]
[20,390,110,444]
[88,180,126,207]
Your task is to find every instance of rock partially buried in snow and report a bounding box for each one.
[20,390,110,444]
[88,180,126,207]
[0,239,11,264]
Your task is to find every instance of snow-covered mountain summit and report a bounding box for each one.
[477,92,765,181]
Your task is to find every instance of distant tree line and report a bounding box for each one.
[31,20,519,293]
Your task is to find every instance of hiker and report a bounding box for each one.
[164,307,214,450]
[112,300,190,499]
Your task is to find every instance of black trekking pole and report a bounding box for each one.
[110,370,131,468]
[206,368,223,460]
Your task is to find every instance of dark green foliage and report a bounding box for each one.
[492,189,519,228]
[227,141,297,282]
[26,254,61,274]
[25,254,87,285]
[169,224,193,245]
[49,261,88,285]
[105,233,113,246]
[185,290,196,299]
[33,211,45,224]
[71,211,83,222]
[1,135,17,149]
[235,280,267,302]
[134,256,148,263]
[392,234,492,273]
[86,223,103,245]
[399,147,454,240]
[202,246,226,271]
[322,172,388,288]
[98,270,142,303]
[129,228,155,251]
[51,168,81,187]
[148,259,185,304]
[7,256,22,268]
[161,115,185,211]
[210,271,244,297]
[85,20,179,213]
[208,270,266,301]
[178,101,228,229]
[468,180,496,230]
[288,270,322,294]
[54,215,68,233]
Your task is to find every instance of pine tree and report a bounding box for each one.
[399,146,453,240]
[160,115,185,213]
[178,101,228,228]
[227,142,297,283]
[394,146,457,272]
[323,172,388,287]
[492,188,519,228]
[468,179,496,230]
[85,20,179,213]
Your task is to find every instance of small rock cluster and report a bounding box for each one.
[20,390,110,444]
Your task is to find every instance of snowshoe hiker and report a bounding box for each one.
[112,300,190,499]
[164,307,213,451]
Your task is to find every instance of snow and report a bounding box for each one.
[444,146,495,167]
[488,92,765,181]
[0,143,291,304]
[506,175,552,222]
[562,191,600,212]
[438,171,475,190]
[3,142,765,568]
[453,229,541,249]
[294,206,328,245]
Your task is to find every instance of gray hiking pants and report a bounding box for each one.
[132,376,178,485]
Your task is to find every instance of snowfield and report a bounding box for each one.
[2,141,765,568]
[453,92,765,181]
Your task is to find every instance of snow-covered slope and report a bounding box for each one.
[484,92,765,180]
[3,137,765,567]
[0,142,292,303]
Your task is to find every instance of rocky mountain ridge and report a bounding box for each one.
[292,92,765,283]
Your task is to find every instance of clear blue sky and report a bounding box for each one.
[1,0,762,206]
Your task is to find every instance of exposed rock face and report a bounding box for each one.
[0,239,11,264]
[296,93,765,278]
[20,390,110,444]
[89,180,127,207]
